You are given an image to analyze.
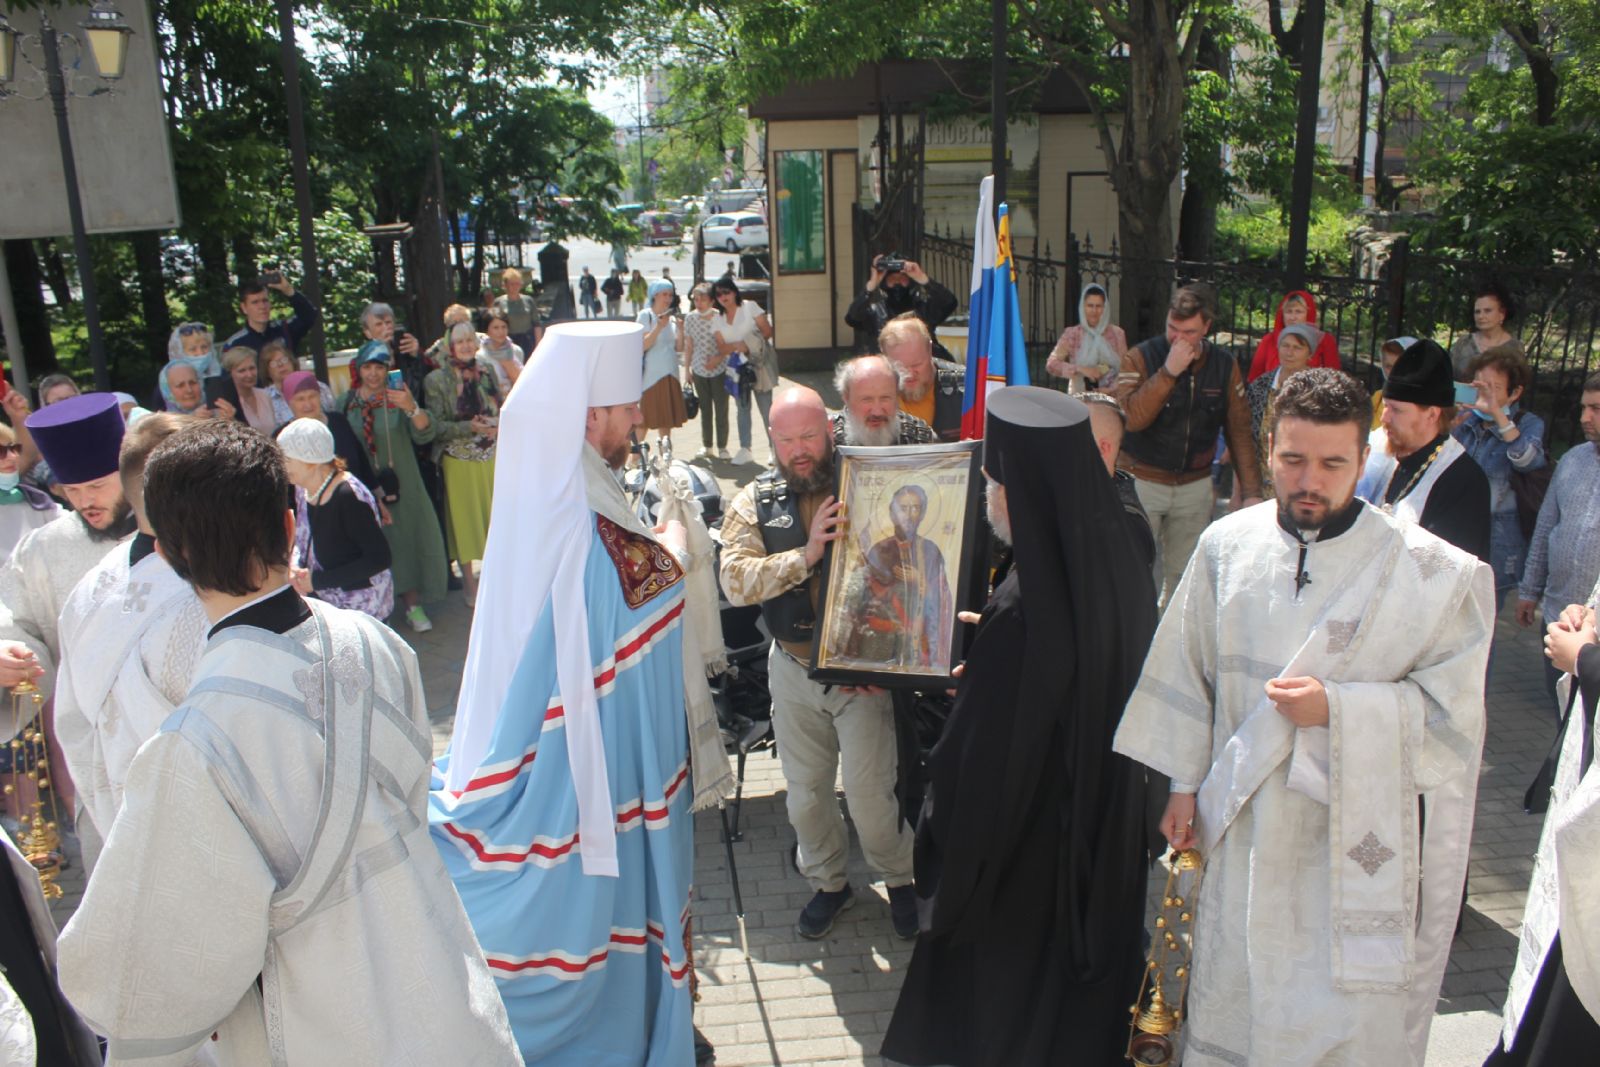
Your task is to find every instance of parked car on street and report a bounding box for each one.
[638,211,684,246]
[700,212,768,252]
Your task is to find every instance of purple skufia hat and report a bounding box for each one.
[25,392,126,485]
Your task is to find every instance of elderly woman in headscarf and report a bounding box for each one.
[157,360,209,415]
[1247,289,1343,381]
[1247,321,1323,494]
[339,340,446,633]
[424,321,500,608]
[165,321,222,379]
[1045,283,1127,394]
[280,370,379,494]
[277,417,394,620]
[637,277,686,443]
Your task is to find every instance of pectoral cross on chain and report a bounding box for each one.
[1293,543,1313,599]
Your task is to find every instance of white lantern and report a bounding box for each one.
[81,1,132,81]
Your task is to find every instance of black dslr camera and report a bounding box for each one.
[878,252,906,274]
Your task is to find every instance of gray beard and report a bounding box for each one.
[898,371,930,403]
[985,483,1012,545]
[843,412,897,447]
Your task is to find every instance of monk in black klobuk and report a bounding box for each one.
[881,386,1160,1066]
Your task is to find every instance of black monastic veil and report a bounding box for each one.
[883,386,1161,1066]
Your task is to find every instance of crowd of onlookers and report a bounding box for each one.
[0,247,1586,697]
[0,254,787,636]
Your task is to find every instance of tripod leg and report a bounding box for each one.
[718,801,749,958]
[728,747,748,842]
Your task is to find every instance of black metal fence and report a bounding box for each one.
[919,226,1600,452]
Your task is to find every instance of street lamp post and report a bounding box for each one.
[0,2,133,393]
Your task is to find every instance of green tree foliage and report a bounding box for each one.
[617,68,748,201]
[7,0,636,390]
[645,0,1308,334]
[1362,0,1600,263]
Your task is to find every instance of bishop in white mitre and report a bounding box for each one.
[1114,368,1494,1066]
[1486,575,1600,1064]
[54,412,206,868]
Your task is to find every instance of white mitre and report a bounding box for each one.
[445,321,644,877]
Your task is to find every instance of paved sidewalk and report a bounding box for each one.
[679,607,1555,1067]
[44,375,1557,1066]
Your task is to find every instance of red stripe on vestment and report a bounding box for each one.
[486,927,651,977]
[615,762,690,827]
[451,600,684,798]
[441,821,580,864]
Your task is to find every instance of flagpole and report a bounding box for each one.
[991,0,1007,217]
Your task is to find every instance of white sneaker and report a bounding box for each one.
[692,448,712,465]
[732,448,754,465]
[716,448,731,460]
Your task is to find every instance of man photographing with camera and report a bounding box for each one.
[224,269,322,357]
[845,252,957,353]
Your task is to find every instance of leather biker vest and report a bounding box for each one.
[753,470,816,645]
[1121,339,1235,475]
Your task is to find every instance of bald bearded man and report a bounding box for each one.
[720,387,918,943]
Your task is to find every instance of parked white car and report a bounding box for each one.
[701,212,768,252]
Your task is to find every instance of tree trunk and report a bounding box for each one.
[1528,55,1558,127]
[3,240,59,379]
[40,239,72,307]
[470,215,488,299]
[409,176,451,348]
[194,232,234,339]
[1178,28,1228,262]
[1285,0,1327,286]
[231,233,259,286]
[131,231,171,360]
[1354,0,1374,193]
[1111,2,1189,341]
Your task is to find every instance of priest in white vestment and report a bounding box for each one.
[55,413,206,867]
[58,419,521,1066]
[0,394,137,701]
[0,394,135,824]
[1114,369,1494,1067]
[1487,575,1600,1063]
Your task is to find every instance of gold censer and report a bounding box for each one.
[6,680,64,899]
[1126,847,1205,1065]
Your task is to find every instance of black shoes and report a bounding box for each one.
[796,885,856,939]
[796,882,919,940]
[887,883,919,940]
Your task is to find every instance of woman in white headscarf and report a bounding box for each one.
[277,417,394,619]
[1045,283,1127,394]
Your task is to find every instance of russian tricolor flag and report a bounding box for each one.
[960,177,1030,440]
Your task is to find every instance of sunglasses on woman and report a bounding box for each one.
[0,444,24,457]
[176,322,211,336]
